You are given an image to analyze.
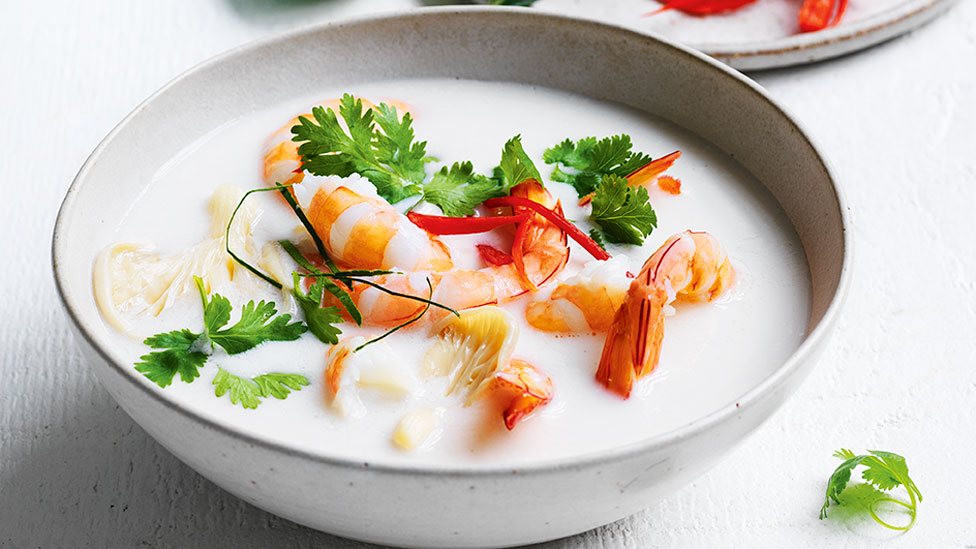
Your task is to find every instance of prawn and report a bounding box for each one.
[525,255,632,333]
[309,180,568,327]
[264,100,453,273]
[596,230,734,398]
[427,306,553,430]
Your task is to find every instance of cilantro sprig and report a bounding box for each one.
[293,95,433,205]
[589,175,657,246]
[291,96,541,216]
[135,276,309,409]
[195,278,306,355]
[543,134,652,198]
[820,449,922,531]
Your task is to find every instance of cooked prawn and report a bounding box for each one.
[305,180,567,327]
[507,180,570,290]
[526,255,631,333]
[305,179,454,272]
[596,230,734,398]
[427,306,553,430]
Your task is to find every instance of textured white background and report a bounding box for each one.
[2,1,975,547]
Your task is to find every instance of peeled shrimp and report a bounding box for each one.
[305,180,454,272]
[526,255,631,333]
[307,180,568,327]
[596,231,734,398]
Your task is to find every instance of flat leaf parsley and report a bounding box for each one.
[820,448,922,531]
[135,276,310,409]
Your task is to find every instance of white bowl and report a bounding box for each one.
[53,8,850,548]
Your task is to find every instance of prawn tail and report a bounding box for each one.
[490,359,553,430]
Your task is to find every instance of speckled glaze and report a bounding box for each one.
[53,9,850,548]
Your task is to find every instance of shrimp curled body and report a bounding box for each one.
[596,230,734,398]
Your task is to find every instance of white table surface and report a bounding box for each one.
[2,1,975,547]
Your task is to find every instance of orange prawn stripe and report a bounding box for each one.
[340,209,400,269]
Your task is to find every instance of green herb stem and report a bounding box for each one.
[355,278,434,351]
[275,184,340,274]
[225,186,291,289]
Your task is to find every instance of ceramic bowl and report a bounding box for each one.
[53,8,850,548]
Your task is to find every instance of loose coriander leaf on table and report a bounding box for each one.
[589,175,657,245]
[544,134,653,197]
[422,161,505,217]
[820,448,921,531]
[292,94,434,205]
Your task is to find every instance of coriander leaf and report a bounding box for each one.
[292,94,433,205]
[137,328,208,387]
[820,449,921,531]
[194,276,231,339]
[144,329,201,350]
[589,175,657,245]
[213,367,263,409]
[213,368,310,409]
[253,373,310,400]
[589,228,609,253]
[822,452,868,512]
[136,328,208,388]
[862,456,904,492]
[422,161,505,217]
[544,135,652,197]
[292,272,344,345]
[493,135,542,191]
[209,299,307,355]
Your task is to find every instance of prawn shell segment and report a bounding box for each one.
[595,281,666,399]
[489,359,553,430]
[525,282,629,333]
[509,180,570,291]
[306,184,453,272]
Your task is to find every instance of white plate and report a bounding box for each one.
[478,0,961,70]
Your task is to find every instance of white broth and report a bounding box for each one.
[98,78,810,467]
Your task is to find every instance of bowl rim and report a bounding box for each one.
[52,6,852,477]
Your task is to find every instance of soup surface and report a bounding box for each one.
[97,78,810,467]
